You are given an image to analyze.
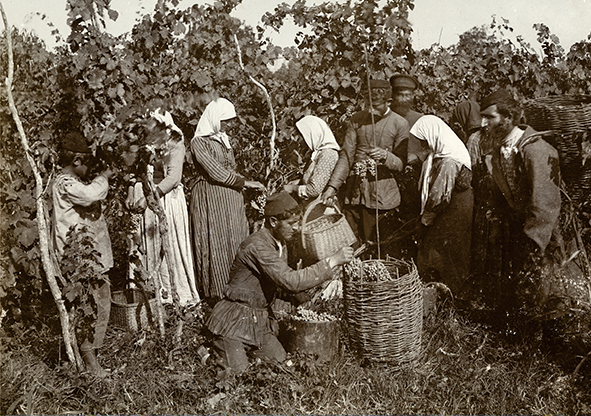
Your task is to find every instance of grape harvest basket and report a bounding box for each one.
[301,198,357,261]
[343,258,422,364]
[110,284,158,332]
[523,95,591,205]
[523,95,591,136]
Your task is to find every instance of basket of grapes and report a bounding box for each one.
[343,257,422,364]
[277,306,341,362]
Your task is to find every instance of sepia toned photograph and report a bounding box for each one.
[1,0,590,414]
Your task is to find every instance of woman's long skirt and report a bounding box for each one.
[190,180,249,300]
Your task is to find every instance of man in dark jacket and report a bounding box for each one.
[206,191,354,374]
[478,89,563,315]
[390,74,424,164]
[389,74,426,241]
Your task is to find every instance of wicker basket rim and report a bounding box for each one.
[346,258,418,283]
[525,94,591,107]
[111,288,155,308]
[358,258,415,268]
[303,213,345,233]
[301,197,344,231]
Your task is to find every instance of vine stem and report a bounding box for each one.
[140,165,176,338]
[233,34,277,177]
[0,3,82,370]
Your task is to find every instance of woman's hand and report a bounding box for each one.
[133,197,147,212]
[368,147,388,164]
[125,188,135,210]
[283,184,298,194]
[327,246,354,268]
[321,186,337,206]
[244,180,266,191]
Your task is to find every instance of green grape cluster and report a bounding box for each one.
[344,258,392,282]
[352,158,377,179]
[251,192,267,215]
[292,306,337,322]
[130,212,143,235]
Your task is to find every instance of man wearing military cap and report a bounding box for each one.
[388,74,426,251]
[390,74,425,162]
[206,191,354,374]
[321,78,409,246]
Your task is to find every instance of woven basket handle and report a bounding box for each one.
[128,278,154,327]
[300,196,342,251]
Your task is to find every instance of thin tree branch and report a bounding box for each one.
[0,3,81,370]
[234,33,277,175]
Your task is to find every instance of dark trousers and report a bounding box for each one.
[213,332,287,373]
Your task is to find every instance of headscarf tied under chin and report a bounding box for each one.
[410,115,471,214]
[295,115,340,162]
[193,97,237,149]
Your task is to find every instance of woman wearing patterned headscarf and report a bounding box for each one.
[410,115,473,298]
[190,96,264,304]
[283,115,340,201]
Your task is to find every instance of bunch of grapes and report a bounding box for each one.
[344,257,363,277]
[130,212,143,235]
[344,258,392,282]
[292,306,337,322]
[352,158,377,179]
[251,191,267,216]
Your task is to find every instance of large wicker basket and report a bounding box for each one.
[523,95,591,206]
[523,95,591,135]
[110,286,158,332]
[344,258,423,364]
[301,198,357,261]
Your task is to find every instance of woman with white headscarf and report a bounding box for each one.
[127,109,200,307]
[283,115,340,201]
[190,96,264,303]
[410,115,474,298]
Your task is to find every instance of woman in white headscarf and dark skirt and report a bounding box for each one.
[190,96,264,304]
[410,115,474,299]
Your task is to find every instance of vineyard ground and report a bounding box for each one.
[1,299,590,415]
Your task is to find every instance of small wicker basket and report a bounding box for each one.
[301,198,357,261]
[344,258,423,365]
[110,286,158,332]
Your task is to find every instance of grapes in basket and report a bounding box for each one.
[291,306,337,323]
[344,258,393,282]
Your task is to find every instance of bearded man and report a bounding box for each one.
[475,88,564,318]
[388,74,425,246]
[389,74,424,165]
